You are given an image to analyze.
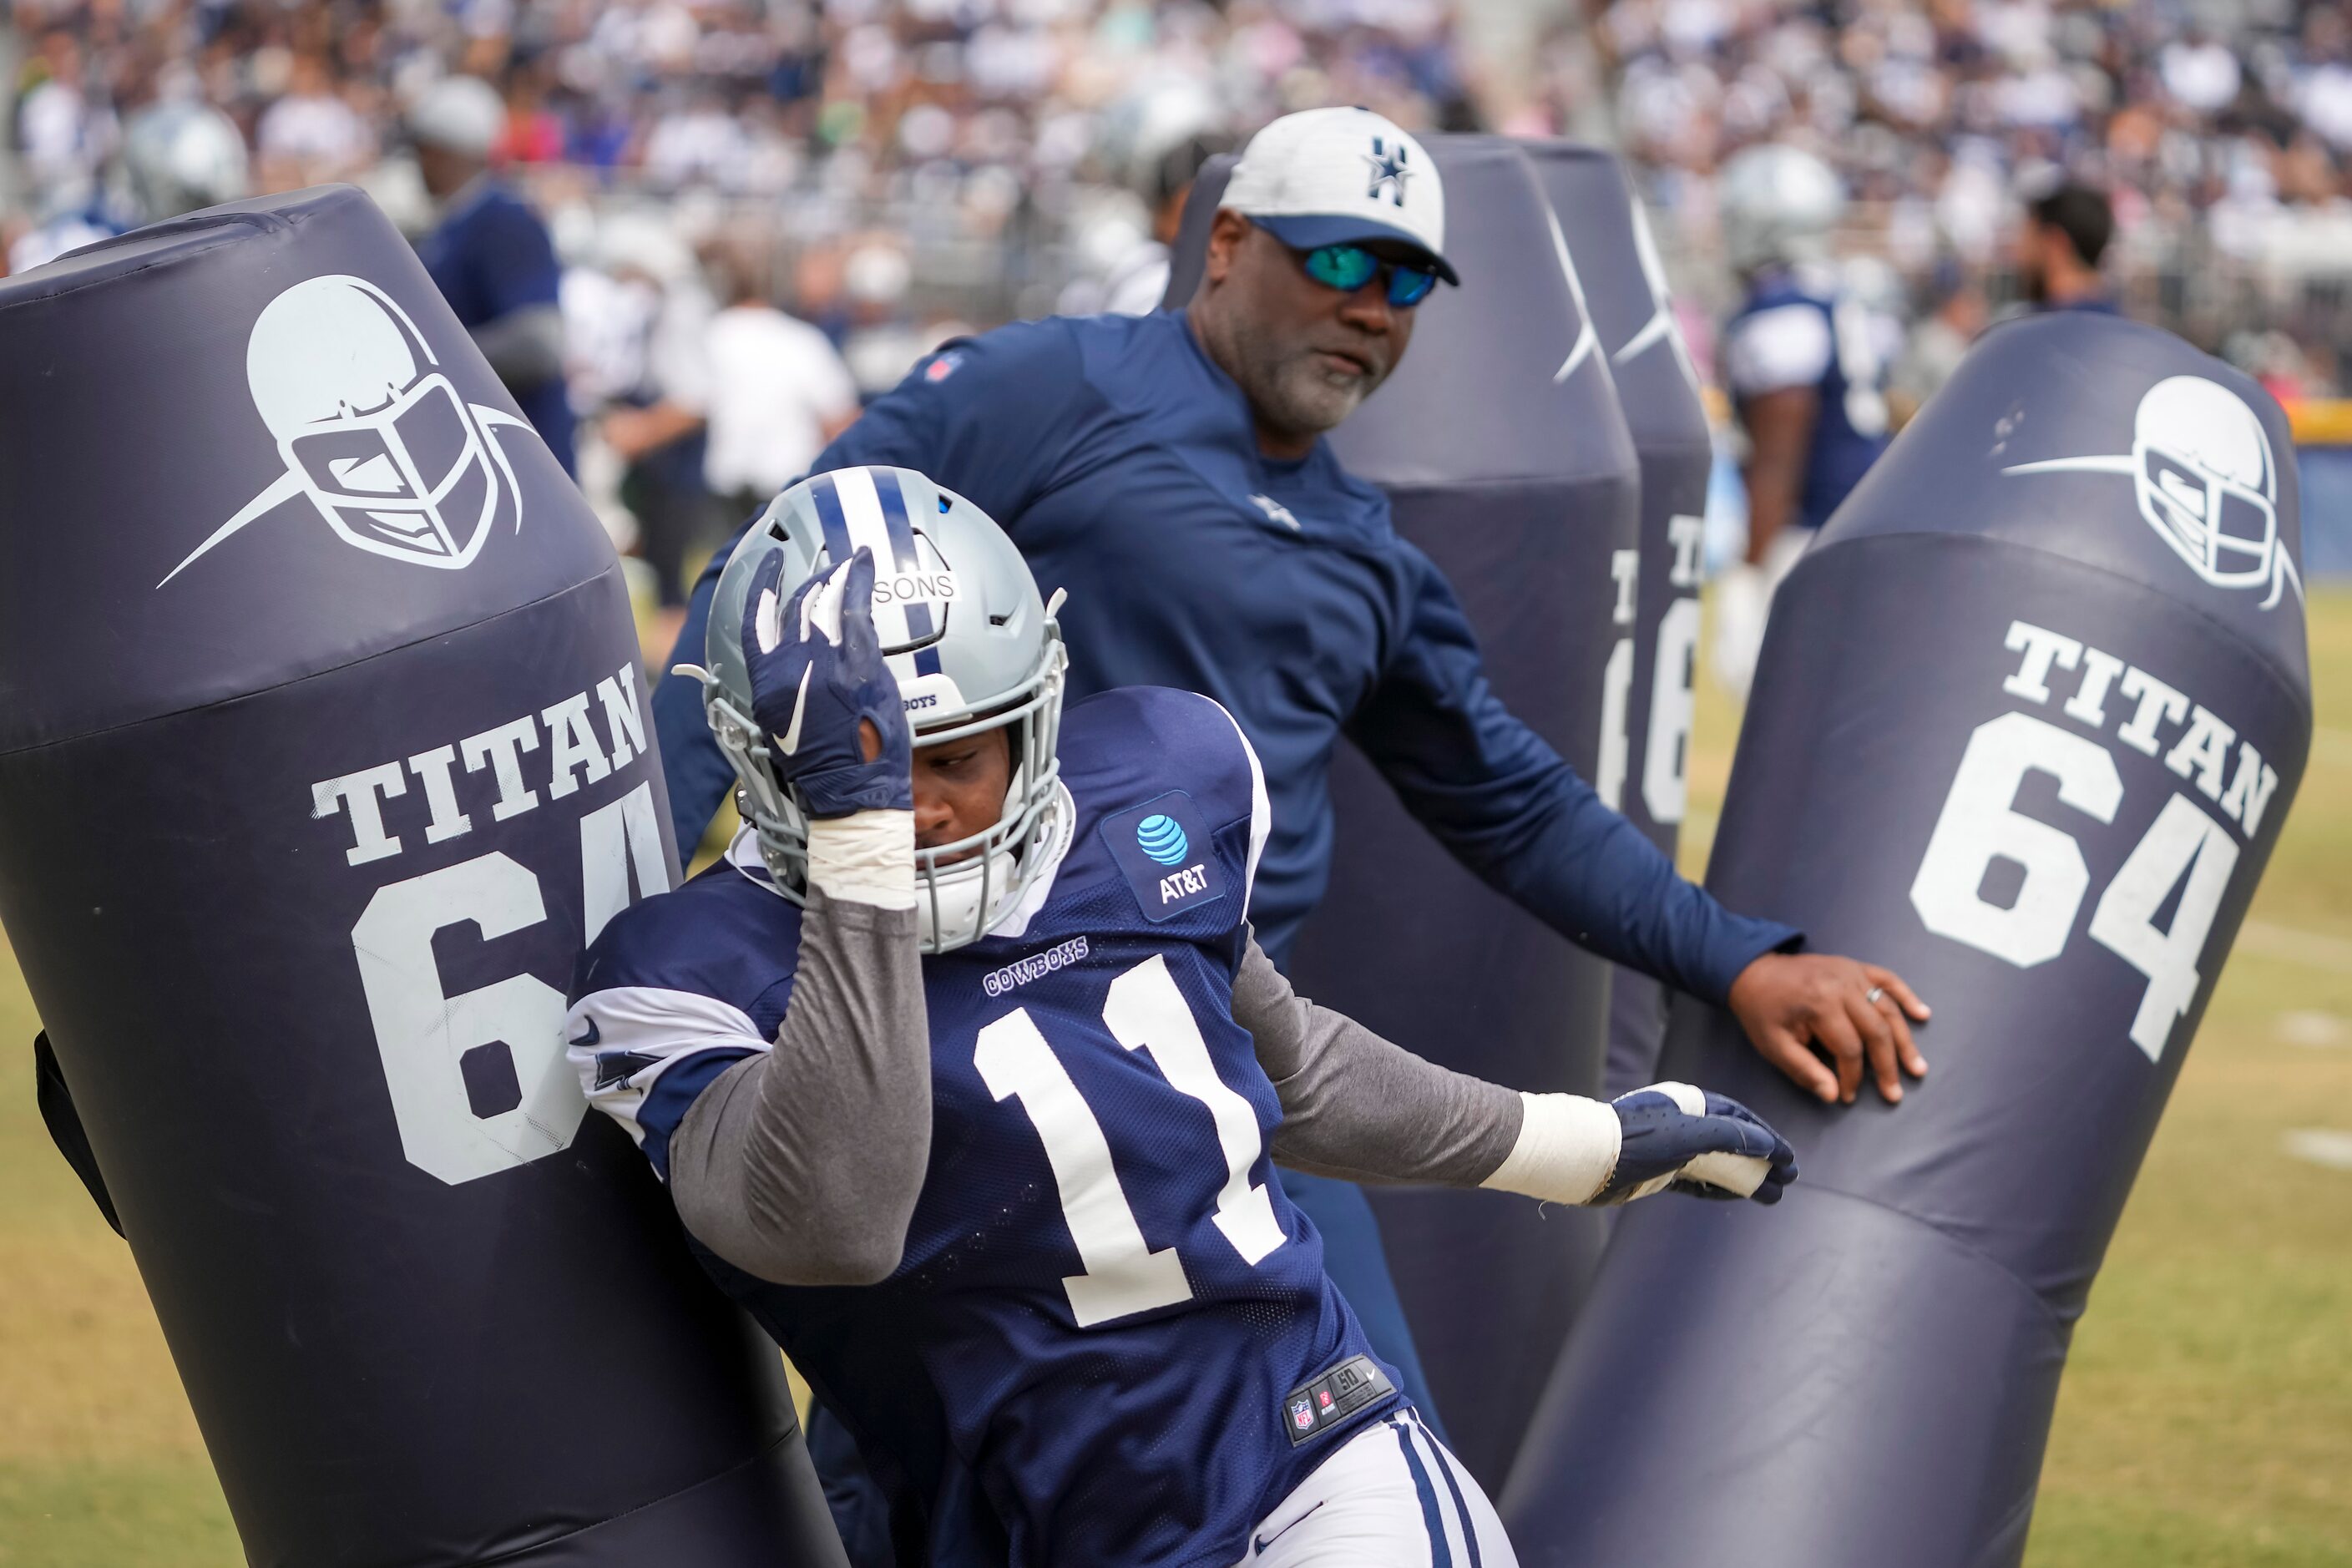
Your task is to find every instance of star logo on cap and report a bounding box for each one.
[1363,137,1411,206]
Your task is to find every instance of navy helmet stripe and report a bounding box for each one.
[806,470,853,563]
[914,645,943,676]
[1391,1417,1453,1568]
[869,468,923,569]
[872,468,937,643]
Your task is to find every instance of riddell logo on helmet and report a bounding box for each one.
[157,273,538,588]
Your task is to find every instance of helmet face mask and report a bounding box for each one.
[701,466,1070,953]
[907,655,1070,951]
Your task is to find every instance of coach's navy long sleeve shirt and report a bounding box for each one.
[653,308,1796,1000]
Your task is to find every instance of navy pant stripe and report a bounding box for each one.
[1414,1412,1482,1568]
[1391,1417,1453,1568]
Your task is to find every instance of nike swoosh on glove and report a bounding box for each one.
[742,546,913,817]
[1594,1082,1798,1206]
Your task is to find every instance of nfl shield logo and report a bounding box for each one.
[1290,1398,1315,1432]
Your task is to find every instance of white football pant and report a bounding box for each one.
[1236,1407,1519,1567]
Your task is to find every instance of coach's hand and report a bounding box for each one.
[1595,1083,1796,1206]
[741,548,912,817]
[1729,953,1930,1106]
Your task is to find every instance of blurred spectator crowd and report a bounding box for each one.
[2,0,1466,311]
[1547,0,2352,394]
[12,0,2352,407]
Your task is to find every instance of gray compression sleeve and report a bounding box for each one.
[1233,936,1525,1187]
[666,885,930,1286]
[470,303,566,390]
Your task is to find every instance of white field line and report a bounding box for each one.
[2237,920,2352,973]
[2283,1129,2352,1172]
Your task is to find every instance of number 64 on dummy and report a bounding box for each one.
[1909,616,2284,1062]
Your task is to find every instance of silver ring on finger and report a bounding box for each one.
[1864,986,1886,1006]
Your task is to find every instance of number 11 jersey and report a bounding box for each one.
[569,685,1404,1566]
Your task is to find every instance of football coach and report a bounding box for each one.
[651,106,1930,1441]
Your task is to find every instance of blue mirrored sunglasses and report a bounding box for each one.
[1297,243,1439,308]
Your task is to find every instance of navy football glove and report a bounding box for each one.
[1595,1082,1797,1206]
[741,547,913,817]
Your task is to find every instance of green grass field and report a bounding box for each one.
[2,593,2347,1565]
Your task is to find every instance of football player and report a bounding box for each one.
[1712,144,1894,696]
[567,466,1796,1565]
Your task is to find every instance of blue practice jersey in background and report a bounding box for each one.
[570,687,1404,1567]
[417,178,576,473]
[1722,265,1894,531]
[654,307,1793,1001]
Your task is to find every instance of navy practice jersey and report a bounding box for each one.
[570,686,1403,1567]
[1723,266,1894,531]
[653,308,1796,1002]
[416,179,576,473]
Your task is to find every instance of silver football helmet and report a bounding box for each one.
[700,465,1069,952]
[1717,144,1844,277]
[119,100,249,223]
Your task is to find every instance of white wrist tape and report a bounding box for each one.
[1479,1092,1621,1206]
[805,811,917,910]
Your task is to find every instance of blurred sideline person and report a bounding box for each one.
[409,75,575,473]
[2016,181,2118,314]
[1890,262,1989,427]
[651,113,1933,1547]
[569,468,1800,1565]
[1065,129,1237,317]
[701,238,861,518]
[1108,131,1237,314]
[590,215,722,651]
[1711,143,1894,698]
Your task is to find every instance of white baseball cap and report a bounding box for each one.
[407,76,506,160]
[1222,107,1457,285]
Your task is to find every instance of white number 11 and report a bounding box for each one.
[973,953,1287,1328]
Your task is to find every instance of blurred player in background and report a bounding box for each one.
[570,468,1798,1566]
[6,183,117,273]
[2015,181,2118,315]
[408,75,575,474]
[1711,143,1895,698]
[7,97,245,273]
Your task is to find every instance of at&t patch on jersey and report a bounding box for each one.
[1099,791,1228,923]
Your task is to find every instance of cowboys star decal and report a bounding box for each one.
[1364,137,1411,206]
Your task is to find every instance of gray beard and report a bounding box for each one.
[1244,350,1371,443]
